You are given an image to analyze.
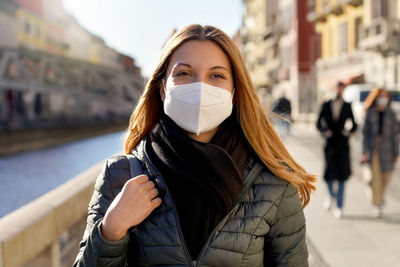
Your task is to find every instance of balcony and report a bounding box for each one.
[316,51,365,72]
[323,3,344,16]
[338,0,363,7]
[359,17,400,54]
[307,2,343,23]
[261,24,281,41]
[307,11,324,23]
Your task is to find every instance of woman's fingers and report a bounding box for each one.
[130,176,156,191]
[132,174,149,184]
[148,188,159,199]
[151,197,162,208]
[143,181,155,190]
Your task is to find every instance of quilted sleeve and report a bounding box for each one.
[73,156,132,267]
[264,184,308,267]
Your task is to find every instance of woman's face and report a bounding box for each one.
[162,40,234,142]
[376,90,390,111]
[378,90,389,99]
[163,40,234,95]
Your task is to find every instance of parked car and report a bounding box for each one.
[343,84,400,127]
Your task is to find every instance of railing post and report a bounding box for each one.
[51,241,60,267]
[0,242,3,267]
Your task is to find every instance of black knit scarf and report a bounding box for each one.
[145,111,249,259]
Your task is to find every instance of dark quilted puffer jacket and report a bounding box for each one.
[73,140,309,267]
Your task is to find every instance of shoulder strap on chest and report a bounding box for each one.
[243,162,264,190]
[126,154,143,178]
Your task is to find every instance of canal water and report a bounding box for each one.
[0,131,125,218]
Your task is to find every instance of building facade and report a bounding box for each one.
[241,0,281,112]
[308,0,365,101]
[242,0,269,90]
[242,0,319,118]
[359,0,400,90]
[0,0,18,48]
[274,0,319,116]
[308,0,400,102]
[0,0,143,131]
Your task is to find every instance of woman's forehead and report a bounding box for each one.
[168,40,231,69]
[379,90,389,97]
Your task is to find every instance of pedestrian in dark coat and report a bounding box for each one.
[317,82,357,219]
[272,94,292,138]
[74,24,317,266]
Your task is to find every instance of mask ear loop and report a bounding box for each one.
[160,79,167,102]
[231,88,240,124]
[161,79,166,90]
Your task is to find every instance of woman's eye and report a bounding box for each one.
[176,71,190,77]
[212,73,225,79]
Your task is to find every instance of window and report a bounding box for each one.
[266,0,278,26]
[354,17,362,48]
[372,0,388,19]
[390,0,397,18]
[282,5,294,34]
[24,21,30,34]
[338,22,348,53]
[322,0,330,10]
[308,0,316,13]
[309,33,321,61]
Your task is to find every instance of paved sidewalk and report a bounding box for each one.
[283,123,400,267]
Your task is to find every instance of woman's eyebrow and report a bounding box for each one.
[173,63,192,68]
[210,66,229,72]
[172,63,229,72]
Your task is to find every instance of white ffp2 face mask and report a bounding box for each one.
[164,82,234,135]
[376,97,388,107]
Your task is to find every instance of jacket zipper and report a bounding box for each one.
[142,140,263,266]
[194,162,264,264]
[142,141,193,265]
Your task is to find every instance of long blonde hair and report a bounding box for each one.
[124,25,316,207]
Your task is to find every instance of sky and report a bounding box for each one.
[62,0,244,77]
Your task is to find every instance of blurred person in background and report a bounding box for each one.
[0,92,6,130]
[361,88,399,218]
[73,24,316,266]
[317,81,357,219]
[272,93,292,139]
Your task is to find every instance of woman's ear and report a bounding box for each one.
[160,80,166,101]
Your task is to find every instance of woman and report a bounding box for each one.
[74,24,316,266]
[362,88,399,218]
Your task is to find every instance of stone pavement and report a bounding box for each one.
[282,123,400,267]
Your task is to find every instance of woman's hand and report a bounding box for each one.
[101,175,162,241]
[361,153,369,164]
[322,130,333,138]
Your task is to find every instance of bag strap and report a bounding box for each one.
[126,154,143,178]
[242,162,264,191]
